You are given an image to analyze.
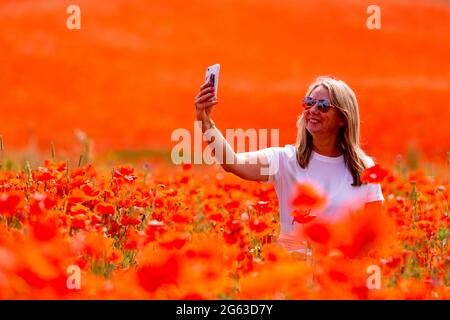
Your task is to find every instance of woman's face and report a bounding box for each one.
[304,85,345,137]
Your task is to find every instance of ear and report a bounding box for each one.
[338,114,347,128]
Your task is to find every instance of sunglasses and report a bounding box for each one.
[302,96,335,113]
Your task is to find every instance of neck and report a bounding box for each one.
[312,135,342,157]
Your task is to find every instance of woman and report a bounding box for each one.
[194,76,384,252]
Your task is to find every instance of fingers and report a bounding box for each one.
[200,81,214,91]
[194,87,214,103]
[196,92,215,104]
[196,86,214,99]
[206,99,218,107]
[196,98,218,110]
[194,92,214,104]
[195,83,217,109]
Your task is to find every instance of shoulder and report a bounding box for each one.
[259,145,297,172]
[275,144,297,163]
[359,153,385,201]
[260,144,297,179]
[261,144,296,159]
[282,144,297,157]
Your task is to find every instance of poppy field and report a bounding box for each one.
[0,156,448,299]
[0,0,449,300]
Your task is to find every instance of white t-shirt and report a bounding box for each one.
[260,144,384,247]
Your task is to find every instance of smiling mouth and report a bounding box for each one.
[309,119,321,124]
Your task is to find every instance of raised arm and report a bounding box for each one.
[194,81,270,182]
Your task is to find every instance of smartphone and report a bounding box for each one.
[205,63,220,98]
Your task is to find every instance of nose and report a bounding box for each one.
[308,104,321,115]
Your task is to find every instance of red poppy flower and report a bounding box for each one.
[107,250,123,263]
[80,184,100,197]
[0,193,22,216]
[154,198,164,209]
[159,233,189,250]
[291,183,326,209]
[361,164,388,183]
[337,222,379,258]
[208,212,224,223]
[162,188,177,197]
[91,214,102,225]
[137,255,180,293]
[29,193,56,216]
[304,223,331,244]
[145,220,166,241]
[108,220,121,236]
[180,176,189,184]
[123,228,142,250]
[17,268,47,289]
[75,256,88,270]
[114,166,137,183]
[249,218,270,233]
[31,217,58,241]
[118,198,132,209]
[223,219,241,244]
[290,208,317,225]
[121,215,141,226]
[35,167,55,182]
[224,200,240,212]
[171,212,191,224]
[182,163,192,171]
[182,293,205,300]
[71,214,87,229]
[43,160,67,172]
[94,202,116,215]
[255,200,272,213]
[328,270,349,282]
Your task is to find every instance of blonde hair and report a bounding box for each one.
[295,76,372,186]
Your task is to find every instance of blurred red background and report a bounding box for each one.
[0,0,449,164]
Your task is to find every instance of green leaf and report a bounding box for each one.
[437,227,449,242]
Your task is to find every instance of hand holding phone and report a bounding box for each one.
[205,64,220,98]
[195,64,220,125]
